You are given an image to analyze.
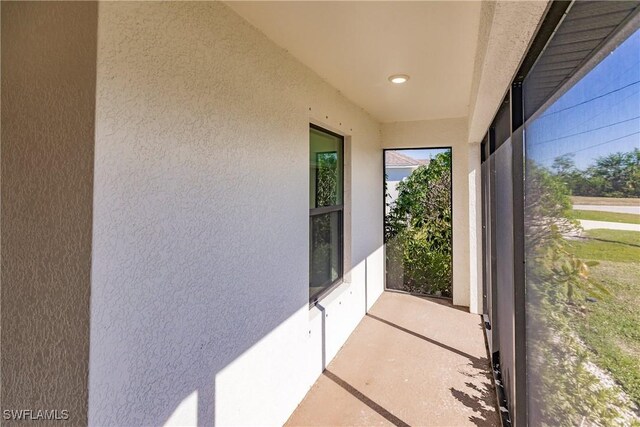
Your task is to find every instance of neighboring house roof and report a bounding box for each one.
[385,151,430,167]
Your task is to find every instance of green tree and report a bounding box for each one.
[551,154,588,196]
[553,148,640,197]
[588,152,629,197]
[525,161,620,426]
[552,154,577,177]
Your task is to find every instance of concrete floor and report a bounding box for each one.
[286,291,499,427]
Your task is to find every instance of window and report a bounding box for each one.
[480,2,640,425]
[383,148,453,298]
[309,124,344,303]
[523,25,640,427]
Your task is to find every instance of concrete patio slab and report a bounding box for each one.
[286,291,499,427]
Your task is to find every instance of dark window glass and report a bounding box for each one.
[492,96,511,147]
[310,127,343,209]
[310,211,341,300]
[309,125,343,303]
[494,136,517,413]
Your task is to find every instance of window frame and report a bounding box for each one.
[309,123,345,306]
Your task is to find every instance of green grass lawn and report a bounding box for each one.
[569,228,640,263]
[572,209,640,225]
[566,229,640,405]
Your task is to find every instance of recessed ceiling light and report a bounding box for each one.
[388,74,410,84]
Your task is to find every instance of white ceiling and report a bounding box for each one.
[227,1,483,123]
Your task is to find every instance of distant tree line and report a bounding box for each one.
[551,148,640,198]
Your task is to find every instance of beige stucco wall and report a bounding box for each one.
[468,0,549,143]
[1,2,97,425]
[382,118,482,312]
[89,2,383,426]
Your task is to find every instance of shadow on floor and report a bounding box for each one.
[286,291,500,427]
[366,313,489,372]
[367,311,499,426]
[450,378,500,427]
[324,370,410,427]
[386,290,470,313]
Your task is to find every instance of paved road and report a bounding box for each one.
[574,204,640,215]
[579,219,640,232]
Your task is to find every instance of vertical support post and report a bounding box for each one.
[510,81,527,427]
[480,137,488,316]
[488,127,499,356]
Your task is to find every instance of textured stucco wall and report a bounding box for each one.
[0,0,539,423]
[1,2,97,425]
[467,0,548,143]
[89,2,383,426]
[381,118,482,312]
[468,141,483,314]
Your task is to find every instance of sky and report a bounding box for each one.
[526,29,640,170]
[390,148,450,162]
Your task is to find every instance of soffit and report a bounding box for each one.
[227,1,482,122]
